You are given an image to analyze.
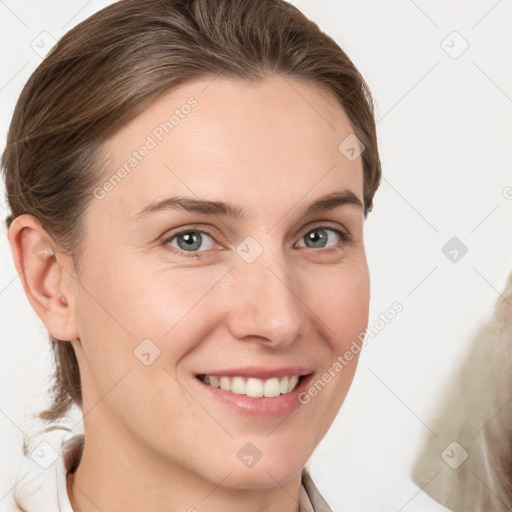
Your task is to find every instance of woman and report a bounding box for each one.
[2,0,381,510]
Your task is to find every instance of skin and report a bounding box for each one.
[9,74,370,512]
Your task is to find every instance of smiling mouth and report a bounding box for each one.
[195,374,307,398]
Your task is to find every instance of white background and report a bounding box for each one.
[1,1,511,510]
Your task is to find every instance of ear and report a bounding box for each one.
[8,214,80,342]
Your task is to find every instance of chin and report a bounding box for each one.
[211,440,309,489]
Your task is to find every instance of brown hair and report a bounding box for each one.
[2,0,381,424]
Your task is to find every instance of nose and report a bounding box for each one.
[226,248,305,349]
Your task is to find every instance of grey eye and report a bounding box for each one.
[167,231,215,252]
[299,228,341,249]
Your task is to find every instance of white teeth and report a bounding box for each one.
[209,376,220,388]
[263,377,281,397]
[219,376,231,391]
[280,376,289,394]
[246,378,263,398]
[199,374,302,397]
[231,376,246,394]
[288,375,299,393]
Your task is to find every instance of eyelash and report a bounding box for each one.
[161,224,352,259]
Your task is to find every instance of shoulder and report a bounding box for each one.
[5,430,82,512]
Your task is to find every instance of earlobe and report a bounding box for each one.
[8,214,80,342]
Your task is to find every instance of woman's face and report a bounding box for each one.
[68,75,370,488]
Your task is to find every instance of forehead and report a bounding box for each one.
[92,75,363,225]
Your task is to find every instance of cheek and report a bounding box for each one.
[306,260,370,394]
[309,259,370,350]
[74,252,229,370]
[288,261,370,450]
[334,275,370,346]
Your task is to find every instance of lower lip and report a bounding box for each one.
[193,374,314,418]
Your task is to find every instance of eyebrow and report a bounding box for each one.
[132,190,363,221]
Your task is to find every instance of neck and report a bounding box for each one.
[66,424,303,512]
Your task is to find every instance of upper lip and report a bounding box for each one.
[195,366,314,379]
